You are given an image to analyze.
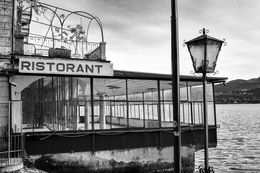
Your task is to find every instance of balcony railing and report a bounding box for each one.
[24,35,100,57]
[15,1,104,59]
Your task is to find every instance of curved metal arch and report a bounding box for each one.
[85,18,94,44]
[62,11,104,42]
[21,1,105,48]
[27,4,63,27]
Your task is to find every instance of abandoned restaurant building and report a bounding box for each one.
[0,0,227,172]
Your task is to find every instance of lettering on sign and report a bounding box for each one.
[19,58,114,76]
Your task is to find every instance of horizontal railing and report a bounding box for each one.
[24,35,100,58]
[21,99,216,132]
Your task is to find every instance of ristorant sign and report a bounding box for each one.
[19,57,113,76]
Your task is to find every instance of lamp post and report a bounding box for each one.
[185,28,224,173]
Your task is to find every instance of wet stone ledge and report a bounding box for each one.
[33,155,174,173]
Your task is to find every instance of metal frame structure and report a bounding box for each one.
[14,70,227,156]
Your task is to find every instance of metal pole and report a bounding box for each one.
[203,72,209,173]
[171,0,181,173]
[202,28,209,173]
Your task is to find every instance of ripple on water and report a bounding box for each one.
[195,104,260,172]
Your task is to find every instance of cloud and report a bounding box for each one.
[40,0,260,80]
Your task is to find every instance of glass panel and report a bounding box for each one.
[189,82,215,125]
[188,43,205,71]
[21,76,91,132]
[192,101,203,125]
[190,82,203,101]
[190,82,214,101]
[93,78,127,130]
[160,81,173,127]
[77,78,91,130]
[206,40,222,71]
[208,102,215,125]
[128,93,143,101]
[128,79,159,128]
[206,83,214,101]
[180,102,192,124]
[180,82,188,101]
[128,101,144,128]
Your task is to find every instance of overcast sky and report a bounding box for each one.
[43,0,260,81]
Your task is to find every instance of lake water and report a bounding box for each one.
[195,104,260,172]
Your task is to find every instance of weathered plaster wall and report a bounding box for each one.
[32,146,195,173]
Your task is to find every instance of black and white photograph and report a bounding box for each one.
[0,0,260,172]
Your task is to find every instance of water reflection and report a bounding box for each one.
[195,104,260,172]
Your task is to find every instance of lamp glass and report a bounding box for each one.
[206,40,222,72]
[187,39,222,73]
[187,39,205,73]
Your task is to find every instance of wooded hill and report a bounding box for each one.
[214,77,260,103]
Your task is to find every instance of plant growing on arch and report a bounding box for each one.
[67,24,86,56]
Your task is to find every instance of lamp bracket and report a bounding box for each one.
[182,40,186,47]
[199,28,209,34]
[223,38,227,46]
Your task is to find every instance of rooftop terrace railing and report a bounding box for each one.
[15,0,105,59]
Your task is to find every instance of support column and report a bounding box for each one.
[72,78,78,130]
[84,96,90,130]
[98,94,105,129]
[11,87,22,133]
[78,79,91,130]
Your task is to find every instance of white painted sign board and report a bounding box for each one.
[19,57,114,76]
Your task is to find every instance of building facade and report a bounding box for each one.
[0,1,227,172]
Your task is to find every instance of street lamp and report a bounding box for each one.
[185,28,224,173]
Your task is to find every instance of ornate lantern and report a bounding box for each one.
[185,28,224,74]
